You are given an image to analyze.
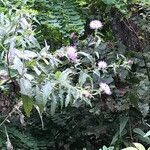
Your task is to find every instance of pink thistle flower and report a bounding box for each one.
[90,20,103,29]
[98,61,107,70]
[100,83,112,95]
[67,46,77,61]
[128,60,133,65]
[82,90,93,99]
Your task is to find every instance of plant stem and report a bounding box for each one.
[0,102,23,127]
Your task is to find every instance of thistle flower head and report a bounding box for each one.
[128,60,133,65]
[100,82,112,95]
[90,20,103,29]
[66,46,77,61]
[98,61,107,70]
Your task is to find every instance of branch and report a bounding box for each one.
[0,101,23,127]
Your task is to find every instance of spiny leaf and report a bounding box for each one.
[19,78,32,96]
[42,81,53,102]
[79,71,89,87]
[13,56,23,75]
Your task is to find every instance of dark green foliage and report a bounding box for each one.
[0,0,150,149]
[34,0,85,48]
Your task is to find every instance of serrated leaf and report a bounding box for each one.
[42,81,53,102]
[78,52,94,63]
[13,56,23,75]
[35,86,45,113]
[58,69,72,86]
[37,62,48,74]
[15,50,37,60]
[19,78,32,96]
[28,35,40,49]
[79,71,88,86]
[65,90,71,107]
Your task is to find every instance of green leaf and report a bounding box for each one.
[13,56,23,75]
[138,103,149,117]
[59,89,65,109]
[103,75,114,84]
[19,78,32,96]
[58,69,72,86]
[119,116,128,136]
[51,94,57,115]
[133,128,145,136]
[102,0,115,5]
[35,86,45,113]
[93,69,100,77]
[28,35,40,49]
[79,71,89,87]
[111,129,127,145]
[37,62,48,74]
[128,92,139,108]
[33,66,41,75]
[55,71,62,79]
[78,52,94,63]
[24,73,34,81]
[22,95,34,117]
[34,104,44,129]
[133,128,150,144]
[42,81,53,102]
[65,89,71,107]
[144,130,150,137]
[111,131,119,145]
